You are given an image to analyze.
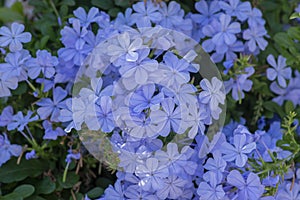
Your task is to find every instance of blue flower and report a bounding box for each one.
[58,98,76,133]
[69,7,100,27]
[0,49,31,81]
[0,106,14,127]
[0,75,18,97]
[85,96,115,133]
[65,149,81,163]
[191,0,221,26]
[36,86,67,122]
[114,8,134,27]
[42,120,66,140]
[157,176,187,199]
[158,1,192,32]
[129,84,164,113]
[124,185,157,200]
[203,151,227,183]
[186,103,207,138]
[160,52,191,86]
[131,1,162,27]
[221,134,256,167]
[117,49,158,90]
[219,0,251,21]
[199,77,225,119]
[227,170,264,200]
[107,32,144,63]
[266,55,291,88]
[155,143,197,176]
[150,98,185,136]
[0,133,22,166]
[103,180,125,200]
[270,71,300,106]
[25,150,37,160]
[0,22,31,52]
[7,111,39,131]
[243,25,268,53]
[247,8,266,28]
[135,157,169,191]
[197,175,225,200]
[212,14,241,46]
[224,66,254,101]
[276,182,300,200]
[26,50,58,79]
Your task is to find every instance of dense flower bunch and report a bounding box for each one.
[0,0,300,200]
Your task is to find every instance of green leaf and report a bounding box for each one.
[263,101,285,118]
[108,7,121,17]
[91,0,114,10]
[14,184,35,198]
[284,101,294,114]
[59,0,75,6]
[114,0,130,7]
[11,82,28,95]
[287,27,300,41]
[26,196,47,200]
[40,35,50,49]
[0,193,22,200]
[0,7,23,22]
[34,177,56,195]
[87,187,104,199]
[274,32,294,48]
[0,158,49,184]
[290,12,300,19]
[57,172,80,189]
[11,2,23,15]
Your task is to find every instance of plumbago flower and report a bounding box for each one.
[1,2,298,200]
[0,133,22,166]
[192,0,268,63]
[266,54,291,88]
[0,22,31,52]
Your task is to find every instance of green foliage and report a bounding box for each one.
[0,158,49,184]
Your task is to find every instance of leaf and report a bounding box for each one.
[284,101,294,114]
[114,0,130,7]
[14,184,35,198]
[108,8,121,17]
[11,82,28,95]
[87,187,104,199]
[11,2,24,15]
[288,27,300,41]
[290,12,300,19]
[263,101,285,118]
[274,32,294,48]
[91,0,114,10]
[40,35,50,49]
[57,172,80,189]
[59,0,75,6]
[34,177,56,195]
[0,158,49,184]
[0,7,23,23]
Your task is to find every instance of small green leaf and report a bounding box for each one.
[108,7,121,17]
[91,0,114,10]
[11,82,28,95]
[0,158,49,184]
[14,184,35,198]
[87,187,104,199]
[34,177,56,195]
[0,7,23,22]
[290,12,300,19]
[284,101,294,114]
[274,32,294,48]
[57,172,80,189]
[114,0,130,7]
[11,2,24,15]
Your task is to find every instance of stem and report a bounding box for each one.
[63,161,70,183]
[48,0,62,26]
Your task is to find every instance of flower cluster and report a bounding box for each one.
[0,0,299,199]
